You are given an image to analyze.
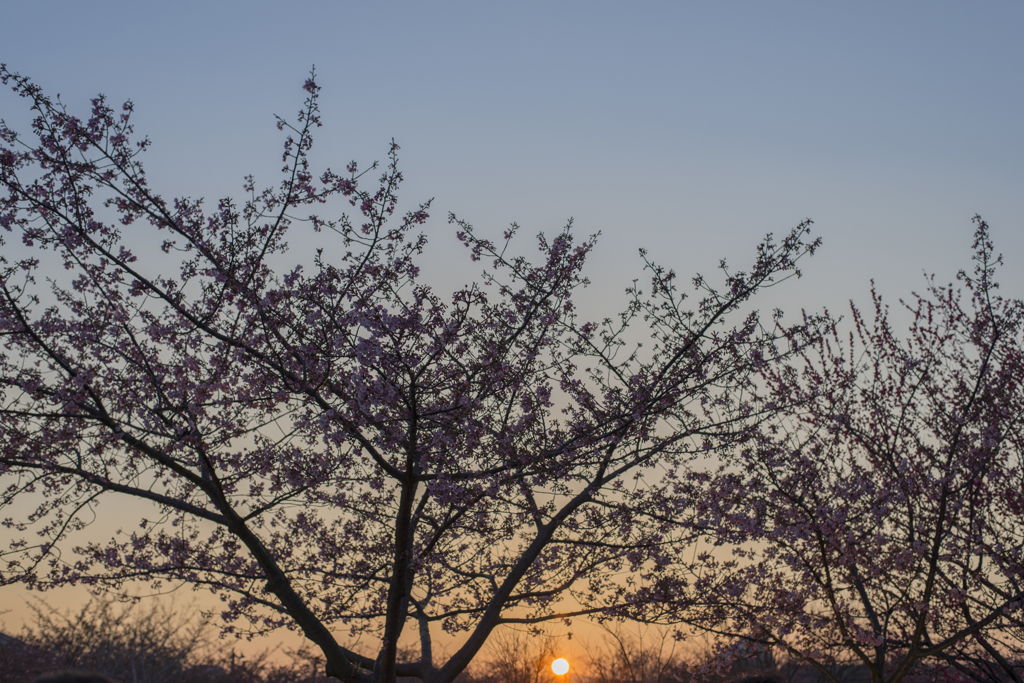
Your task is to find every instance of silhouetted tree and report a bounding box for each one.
[692,219,1024,683]
[0,65,819,682]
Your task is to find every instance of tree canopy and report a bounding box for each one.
[0,67,820,683]
[692,219,1024,683]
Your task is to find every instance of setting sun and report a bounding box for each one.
[551,658,570,676]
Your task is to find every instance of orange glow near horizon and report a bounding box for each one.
[551,658,570,676]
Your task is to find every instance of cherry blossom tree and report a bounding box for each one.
[694,218,1024,683]
[0,66,820,683]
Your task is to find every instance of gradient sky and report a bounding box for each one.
[2,0,1023,655]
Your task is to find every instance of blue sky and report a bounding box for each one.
[2,0,1024,650]
[5,1,1023,310]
